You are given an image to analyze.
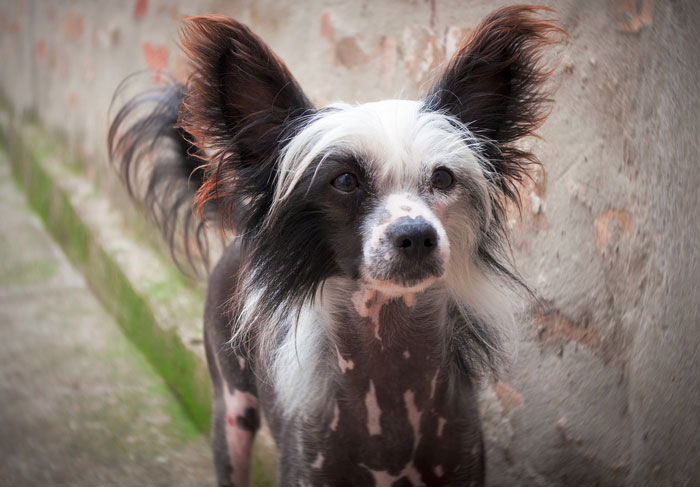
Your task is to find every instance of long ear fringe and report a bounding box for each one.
[107,72,218,275]
[426,5,565,209]
[177,15,313,231]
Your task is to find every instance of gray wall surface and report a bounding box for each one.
[1,0,698,485]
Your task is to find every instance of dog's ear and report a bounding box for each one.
[425,6,562,203]
[178,15,313,224]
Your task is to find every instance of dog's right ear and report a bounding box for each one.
[178,15,314,224]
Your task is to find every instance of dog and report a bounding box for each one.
[108,5,560,486]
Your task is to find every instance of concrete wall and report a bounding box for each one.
[2,0,699,485]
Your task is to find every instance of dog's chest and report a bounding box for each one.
[287,295,484,486]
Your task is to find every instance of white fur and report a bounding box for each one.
[272,100,490,215]
[270,302,333,418]
[445,260,519,360]
[270,278,349,418]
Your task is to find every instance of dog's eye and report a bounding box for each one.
[431,168,454,190]
[331,173,359,193]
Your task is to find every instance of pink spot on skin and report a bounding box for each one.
[214,340,257,487]
[223,386,256,486]
[429,370,439,399]
[437,417,447,437]
[352,288,387,342]
[403,293,415,307]
[330,403,340,431]
[366,380,382,436]
[312,452,324,469]
[404,390,421,450]
[337,347,354,373]
[365,465,422,485]
[238,356,245,370]
[367,469,401,484]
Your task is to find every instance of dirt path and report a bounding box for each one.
[0,151,216,486]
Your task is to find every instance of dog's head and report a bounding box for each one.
[180,6,560,316]
[269,99,487,298]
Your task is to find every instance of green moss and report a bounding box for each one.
[147,278,185,303]
[0,258,59,285]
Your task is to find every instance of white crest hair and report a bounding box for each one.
[271,100,495,219]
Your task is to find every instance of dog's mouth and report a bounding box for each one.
[363,238,446,285]
[362,274,441,297]
[361,251,446,297]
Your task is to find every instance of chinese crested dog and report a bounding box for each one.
[109,5,560,486]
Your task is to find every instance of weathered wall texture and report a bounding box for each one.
[1,0,699,485]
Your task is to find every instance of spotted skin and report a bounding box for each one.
[292,292,484,487]
[206,244,484,487]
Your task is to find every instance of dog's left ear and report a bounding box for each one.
[425,5,562,202]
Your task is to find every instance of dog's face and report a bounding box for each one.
[272,100,492,297]
[179,10,559,314]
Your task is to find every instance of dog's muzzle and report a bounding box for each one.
[362,195,450,293]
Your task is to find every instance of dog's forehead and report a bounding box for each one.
[330,100,452,187]
[274,99,481,207]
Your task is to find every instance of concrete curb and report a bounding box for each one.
[0,116,276,485]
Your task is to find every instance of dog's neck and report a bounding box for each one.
[335,285,447,374]
[287,281,479,483]
[331,283,450,431]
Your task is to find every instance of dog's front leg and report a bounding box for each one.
[204,243,260,487]
[206,324,259,487]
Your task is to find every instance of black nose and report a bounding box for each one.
[388,217,438,259]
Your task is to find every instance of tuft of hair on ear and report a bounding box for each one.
[425,5,564,209]
[177,15,314,232]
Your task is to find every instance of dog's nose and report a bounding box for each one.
[388,217,438,259]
